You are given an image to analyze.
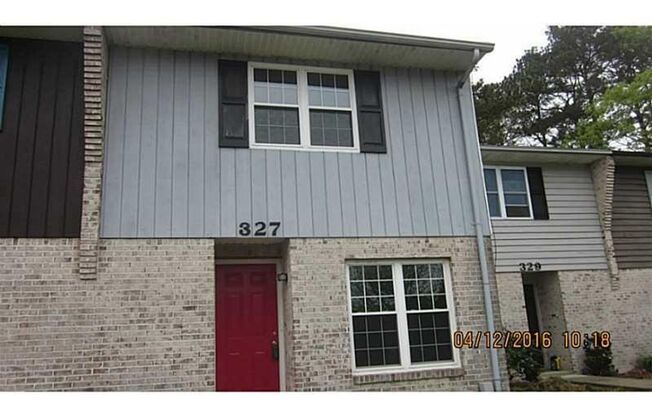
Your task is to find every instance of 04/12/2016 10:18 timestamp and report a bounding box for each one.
[453,330,612,349]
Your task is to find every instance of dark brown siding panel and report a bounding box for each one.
[0,38,83,237]
[612,166,652,269]
[63,55,84,237]
[0,45,25,235]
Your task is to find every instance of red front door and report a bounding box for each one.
[216,264,280,391]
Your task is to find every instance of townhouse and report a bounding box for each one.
[483,146,652,373]
[0,26,507,391]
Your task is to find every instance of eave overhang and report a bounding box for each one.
[481,145,611,166]
[103,26,494,71]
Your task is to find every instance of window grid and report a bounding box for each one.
[484,166,533,219]
[347,261,459,374]
[248,62,360,152]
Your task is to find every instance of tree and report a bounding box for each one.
[578,69,652,151]
[473,26,652,149]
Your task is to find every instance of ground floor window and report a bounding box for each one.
[347,260,458,373]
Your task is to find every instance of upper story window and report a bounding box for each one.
[248,63,360,152]
[347,260,458,374]
[484,167,533,219]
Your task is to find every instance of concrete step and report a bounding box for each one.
[539,370,574,379]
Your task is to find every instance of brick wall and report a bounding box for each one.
[79,26,108,277]
[0,238,214,391]
[590,156,619,284]
[559,269,652,372]
[494,272,528,332]
[495,268,652,373]
[284,237,508,391]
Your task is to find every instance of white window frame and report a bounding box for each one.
[247,62,360,153]
[345,259,460,376]
[484,166,534,220]
[645,170,652,209]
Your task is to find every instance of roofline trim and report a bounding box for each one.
[480,145,612,156]
[215,26,495,54]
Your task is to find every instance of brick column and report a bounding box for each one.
[591,156,619,289]
[79,26,108,278]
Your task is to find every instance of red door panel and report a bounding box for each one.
[216,264,279,391]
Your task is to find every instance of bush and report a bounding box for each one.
[583,343,615,376]
[506,347,544,382]
[639,356,652,372]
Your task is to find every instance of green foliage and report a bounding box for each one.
[474,26,652,149]
[583,343,616,376]
[639,356,652,372]
[506,347,544,382]
[578,69,652,151]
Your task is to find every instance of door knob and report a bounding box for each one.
[271,339,279,360]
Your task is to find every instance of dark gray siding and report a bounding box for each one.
[491,165,608,273]
[0,38,84,237]
[101,46,488,238]
[612,166,652,269]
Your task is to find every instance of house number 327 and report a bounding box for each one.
[238,221,281,237]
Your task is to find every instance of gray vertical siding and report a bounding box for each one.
[490,165,608,273]
[101,46,487,238]
[612,166,652,269]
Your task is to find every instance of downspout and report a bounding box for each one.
[456,48,502,392]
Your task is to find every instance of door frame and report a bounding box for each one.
[215,258,286,391]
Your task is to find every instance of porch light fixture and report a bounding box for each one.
[277,273,288,282]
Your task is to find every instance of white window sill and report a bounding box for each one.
[249,143,359,153]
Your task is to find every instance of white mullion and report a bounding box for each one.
[521,167,534,218]
[496,168,507,219]
[393,263,411,370]
[309,105,353,112]
[297,69,311,149]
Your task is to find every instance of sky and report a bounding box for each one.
[4,0,649,85]
[342,23,550,84]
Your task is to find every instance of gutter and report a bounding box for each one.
[456,48,503,392]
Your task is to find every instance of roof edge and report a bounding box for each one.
[220,26,495,54]
[480,145,612,156]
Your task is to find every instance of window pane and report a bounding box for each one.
[506,205,530,218]
[352,315,400,368]
[501,169,527,192]
[253,68,267,82]
[253,68,298,105]
[402,263,447,312]
[504,193,528,205]
[307,72,351,109]
[335,74,349,89]
[255,107,300,145]
[407,312,453,364]
[484,168,498,192]
[487,193,502,217]
[309,110,353,147]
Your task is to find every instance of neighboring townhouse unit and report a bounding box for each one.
[0,26,507,391]
[482,146,652,373]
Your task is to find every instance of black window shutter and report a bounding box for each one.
[527,167,549,220]
[219,60,248,148]
[354,70,386,153]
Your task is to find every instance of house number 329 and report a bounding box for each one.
[519,262,542,272]
[238,221,281,237]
